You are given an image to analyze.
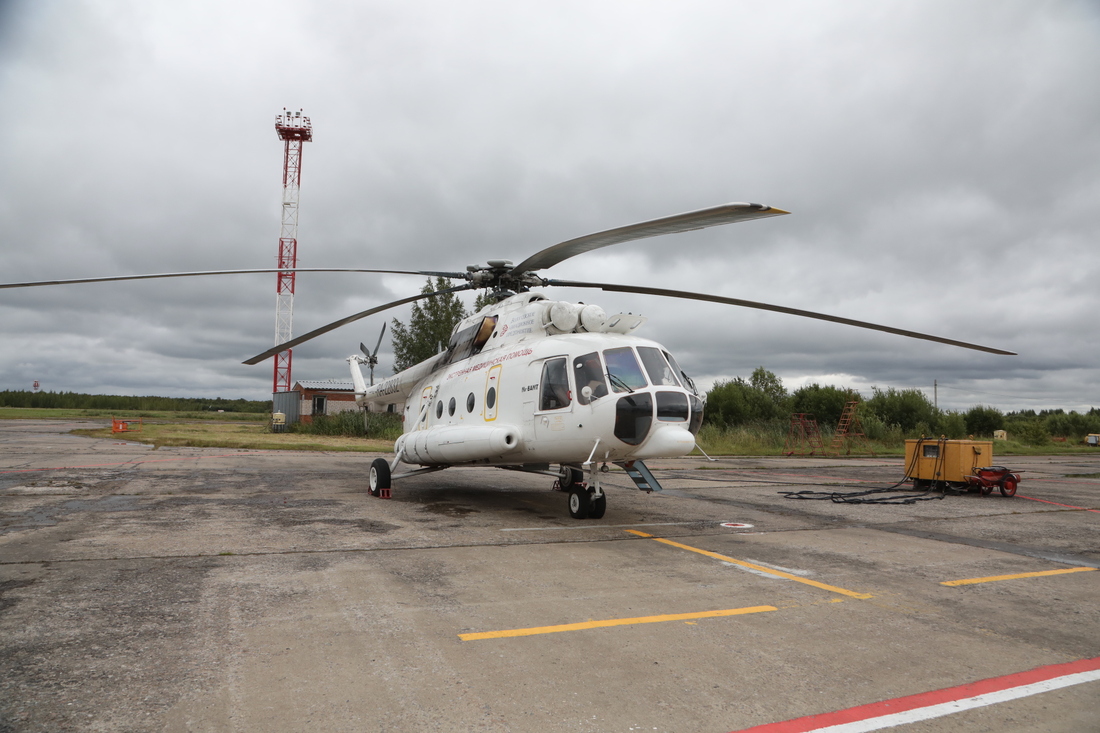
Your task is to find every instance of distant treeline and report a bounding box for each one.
[706,367,1100,446]
[0,390,271,413]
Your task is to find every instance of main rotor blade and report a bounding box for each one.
[0,268,466,290]
[243,284,475,365]
[545,280,1016,356]
[509,202,788,275]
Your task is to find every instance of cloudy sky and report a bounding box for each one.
[1,0,1097,412]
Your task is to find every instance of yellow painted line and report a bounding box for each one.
[942,567,1096,587]
[625,530,874,600]
[458,605,776,641]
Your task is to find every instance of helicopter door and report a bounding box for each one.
[534,357,572,439]
[417,386,434,429]
[484,364,502,421]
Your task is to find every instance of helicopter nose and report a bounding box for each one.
[633,424,696,459]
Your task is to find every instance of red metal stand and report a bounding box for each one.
[784,413,828,456]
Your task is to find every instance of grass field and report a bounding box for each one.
[0,407,267,422]
[71,421,395,453]
[7,408,1097,457]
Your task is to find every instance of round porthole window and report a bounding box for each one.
[486,387,497,410]
[467,393,476,413]
[448,397,456,416]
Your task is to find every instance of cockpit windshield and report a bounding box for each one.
[603,347,648,393]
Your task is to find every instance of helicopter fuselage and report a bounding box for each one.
[350,291,704,472]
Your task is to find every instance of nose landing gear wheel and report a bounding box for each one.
[568,487,590,519]
[587,491,606,519]
[369,458,391,498]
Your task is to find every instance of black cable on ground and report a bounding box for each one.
[779,436,951,505]
[778,486,944,505]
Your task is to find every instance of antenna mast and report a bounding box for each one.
[272,108,313,394]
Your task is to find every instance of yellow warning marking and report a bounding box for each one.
[941,567,1096,587]
[625,530,874,599]
[458,605,776,641]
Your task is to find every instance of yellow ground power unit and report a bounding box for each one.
[905,438,992,484]
[904,438,1020,496]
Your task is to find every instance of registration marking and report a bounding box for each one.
[941,566,1096,586]
[626,530,873,599]
[458,604,776,641]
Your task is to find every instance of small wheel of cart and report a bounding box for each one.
[1000,476,1018,497]
[979,482,994,496]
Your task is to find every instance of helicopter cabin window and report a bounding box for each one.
[603,347,648,393]
[688,394,704,434]
[448,397,456,416]
[436,400,443,419]
[638,347,681,387]
[573,352,607,405]
[539,358,571,411]
[467,392,476,413]
[656,391,689,422]
[614,392,653,445]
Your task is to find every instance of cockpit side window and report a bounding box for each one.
[604,347,648,393]
[539,358,571,411]
[573,352,607,405]
[663,350,697,395]
[471,316,497,355]
[638,347,681,387]
[444,316,498,365]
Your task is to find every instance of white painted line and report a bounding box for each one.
[807,669,1100,732]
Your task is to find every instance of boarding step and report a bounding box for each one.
[620,460,663,492]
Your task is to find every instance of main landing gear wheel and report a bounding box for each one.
[369,458,391,498]
[563,467,584,490]
[1000,477,1018,497]
[568,487,590,519]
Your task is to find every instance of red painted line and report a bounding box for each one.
[730,656,1100,733]
[0,453,256,474]
[1016,495,1100,514]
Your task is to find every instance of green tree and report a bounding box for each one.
[865,387,939,434]
[472,290,497,312]
[964,404,1004,436]
[749,367,788,407]
[789,383,854,428]
[706,375,784,427]
[390,277,469,372]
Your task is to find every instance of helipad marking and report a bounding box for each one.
[941,566,1096,586]
[728,655,1100,732]
[458,604,776,641]
[626,530,873,599]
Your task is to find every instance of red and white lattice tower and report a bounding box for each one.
[272,109,313,394]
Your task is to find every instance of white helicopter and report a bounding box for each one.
[229,202,1015,519]
[3,202,1016,518]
